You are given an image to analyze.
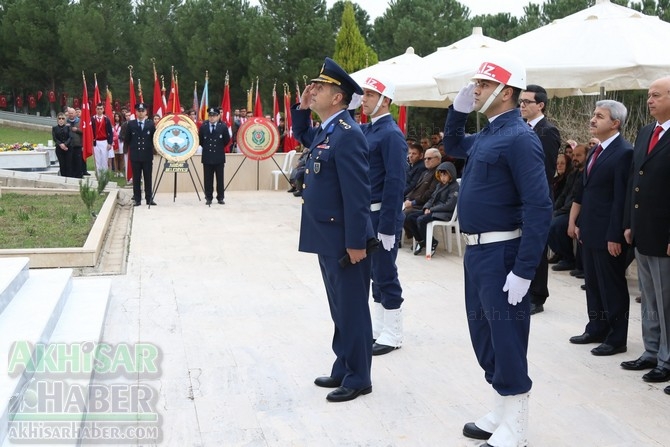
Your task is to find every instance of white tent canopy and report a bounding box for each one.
[435,0,670,98]
[349,47,448,108]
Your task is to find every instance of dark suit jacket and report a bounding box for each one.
[624,123,670,256]
[198,121,230,165]
[532,117,561,195]
[123,120,155,163]
[576,134,633,249]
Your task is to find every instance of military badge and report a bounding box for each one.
[153,114,200,162]
[314,162,321,174]
[237,117,280,160]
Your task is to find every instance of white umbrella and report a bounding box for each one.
[350,47,448,108]
[504,0,670,95]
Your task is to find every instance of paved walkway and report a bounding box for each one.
[99,190,668,447]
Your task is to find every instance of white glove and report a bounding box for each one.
[378,233,395,251]
[502,271,531,306]
[453,82,475,113]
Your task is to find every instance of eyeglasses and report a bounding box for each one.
[518,99,537,106]
[57,117,65,120]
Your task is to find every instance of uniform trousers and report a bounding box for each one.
[636,249,670,369]
[131,160,153,203]
[464,238,532,395]
[203,162,224,201]
[318,254,372,390]
[94,141,109,174]
[370,211,403,310]
[582,246,629,348]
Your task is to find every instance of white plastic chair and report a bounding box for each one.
[271,149,297,190]
[425,205,461,259]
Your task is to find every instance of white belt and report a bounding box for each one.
[370,202,382,212]
[462,229,522,246]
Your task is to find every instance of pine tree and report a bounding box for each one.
[333,1,377,73]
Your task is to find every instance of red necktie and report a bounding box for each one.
[648,125,663,154]
[587,144,603,176]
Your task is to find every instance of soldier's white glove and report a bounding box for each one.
[453,82,475,114]
[378,233,395,251]
[502,271,531,306]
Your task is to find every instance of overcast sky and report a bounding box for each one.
[248,0,530,20]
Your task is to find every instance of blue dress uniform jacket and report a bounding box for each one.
[443,107,552,279]
[199,122,230,165]
[362,115,407,235]
[291,108,374,256]
[124,120,155,163]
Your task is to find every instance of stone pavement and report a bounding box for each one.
[99,190,668,447]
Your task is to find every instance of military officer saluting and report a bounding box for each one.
[198,107,230,205]
[123,102,157,206]
[291,57,375,403]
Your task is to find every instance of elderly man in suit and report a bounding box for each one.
[621,77,670,392]
[519,84,561,315]
[568,100,633,356]
[291,58,375,403]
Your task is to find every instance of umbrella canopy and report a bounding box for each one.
[425,27,509,101]
[503,0,669,95]
[350,47,448,108]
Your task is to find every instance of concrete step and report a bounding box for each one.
[0,269,73,445]
[0,258,30,315]
[2,277,112,446]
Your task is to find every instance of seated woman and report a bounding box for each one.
[552,152,572,199]
[404,161,459,256]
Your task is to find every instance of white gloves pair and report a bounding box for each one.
[377,233,395,251]
[502,271,531,306]
[453,82,476,114]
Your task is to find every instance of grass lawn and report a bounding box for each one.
[0,193,106,249]
[0,126,52,146]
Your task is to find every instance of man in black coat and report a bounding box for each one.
[569,100,633,356]
[622,76,670,389]
[199,107,231,205]
[519,84,561,315]
[124,103,156,206]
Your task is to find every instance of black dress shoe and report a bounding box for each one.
[147,200,157,205]
[570,269,584,277]
[133,201,141,207]
[287,187,297,193]
[293,190,302,197]
[591,343,627,356]
[463,422,492,440]
[642,367,670,383]
[530,303,544,315]
[218,199,225,204]
[413,242,424,256]
[552,261,575,271]
[372,342,400,356]
[547,253,561,264]
[580,284,586,290]
[621,357,657,371]
[314,376,341,388]
[574,271,585,279]
[326,385,372,402]
[665,386,670,395]
[205,200,212,205]
[569,332,605,344]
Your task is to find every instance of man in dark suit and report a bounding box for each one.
[123,103,156,206]
[569,100,633,356]
[519,84,561,315]
[622,77,670,391]
[291,58,374,403]
[199,107,230,205]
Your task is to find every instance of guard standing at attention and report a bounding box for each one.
[124,103,157,207]
[359,76,407,355]
[291,57,375,403]
[199,107,230,205]
[443,56,552,447]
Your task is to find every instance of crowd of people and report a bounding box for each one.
[286,54,669,447]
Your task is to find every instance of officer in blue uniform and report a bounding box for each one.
[198,107,230,205]
[442,57,552,446]
[291,57,375,403]
[123,103,156,207]
[358,75,407,356]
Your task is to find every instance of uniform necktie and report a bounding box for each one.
[139,121,143,131]
[648,125,663,154]
[210,125,214,133]
[587,144,603,176]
